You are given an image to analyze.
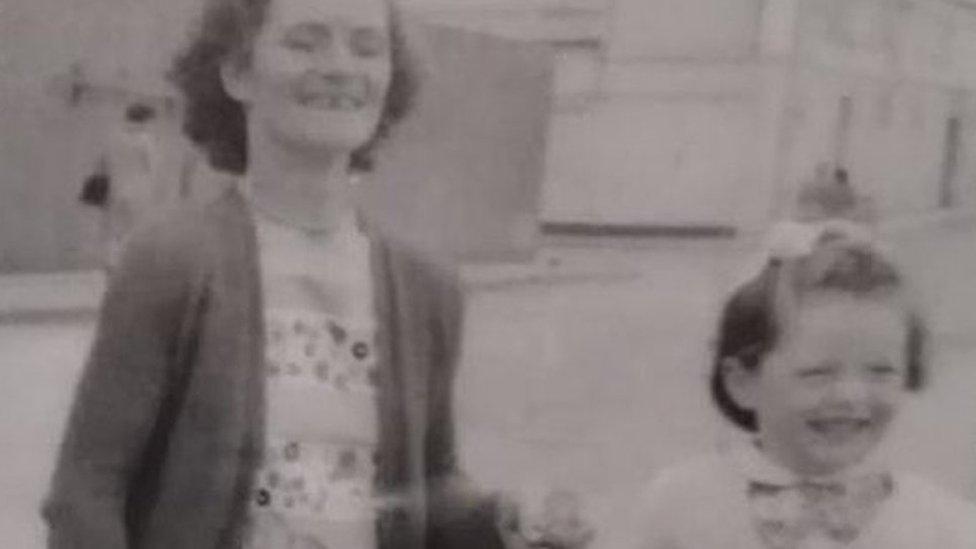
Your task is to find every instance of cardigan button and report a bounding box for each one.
[352,341,370,360]
[255,489,271,507]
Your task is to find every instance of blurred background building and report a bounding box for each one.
[4,0,976,270]
[413,0,976,234]
[2,2,976,548]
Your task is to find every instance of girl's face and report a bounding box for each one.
[224,0,392,156]
[744,295,907,476]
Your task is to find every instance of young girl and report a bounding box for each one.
[637,232,976,548]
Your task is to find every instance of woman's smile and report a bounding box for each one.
[224,0,393,152]
[293,75,371,111]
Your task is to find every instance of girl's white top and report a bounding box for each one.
[636,440,976,549]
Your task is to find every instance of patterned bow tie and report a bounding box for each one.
[746,473,894,548]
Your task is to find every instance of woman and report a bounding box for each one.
[42,0,534,547]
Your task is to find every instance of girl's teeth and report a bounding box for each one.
[811,419,867,435]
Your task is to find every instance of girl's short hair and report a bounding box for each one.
[168,0,419,174]
[711,234,928,432]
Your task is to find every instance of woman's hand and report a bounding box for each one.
[496,488,596,549]
[243,513,328,549]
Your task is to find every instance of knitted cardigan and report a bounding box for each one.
[43,187,502,549]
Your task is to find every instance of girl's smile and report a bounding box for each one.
[803,414,878,455]
[736,295,907,476]
[807,416,872,438]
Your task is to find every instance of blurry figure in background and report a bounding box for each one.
[795,165,857,222]
[766,164,876,263]
[636,232,976,548]
[77,157,111,209]
[98,102,161,268]
[45,0,589,546]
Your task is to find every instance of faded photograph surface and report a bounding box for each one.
[1,1,976,548]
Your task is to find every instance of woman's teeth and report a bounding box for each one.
[300,94,366,110]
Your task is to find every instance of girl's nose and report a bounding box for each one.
[828,378,872,407]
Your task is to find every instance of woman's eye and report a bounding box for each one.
[282,36,317,52]
[350,28,386,57]
[798,367,833,380]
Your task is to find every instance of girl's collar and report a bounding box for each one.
[727,435,891,486]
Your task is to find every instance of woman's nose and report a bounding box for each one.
[315,38,355,70]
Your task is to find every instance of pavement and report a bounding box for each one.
[1,213,974,548]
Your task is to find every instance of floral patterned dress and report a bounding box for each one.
[243,215,380,549]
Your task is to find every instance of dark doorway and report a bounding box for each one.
[940,116,961,209]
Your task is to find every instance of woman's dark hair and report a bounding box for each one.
[168,0,419,174]
[711,237,928,431]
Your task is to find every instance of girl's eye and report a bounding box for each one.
[866,363,898,378]
[350,28,386,57]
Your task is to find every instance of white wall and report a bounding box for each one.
[607,0,763,60]
[0,0,200,96]
[405,1,773,230]
[541,95,755,226]
[0,320,92,549]
[796,0,976,86]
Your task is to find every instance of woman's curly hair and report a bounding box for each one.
[168,0,419,174]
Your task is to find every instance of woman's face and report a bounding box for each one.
[745,295,907,476]
[225,0,393,156]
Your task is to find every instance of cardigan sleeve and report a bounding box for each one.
[424,259,465,479]
[42,221,197,549]
[416,255,506,549]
